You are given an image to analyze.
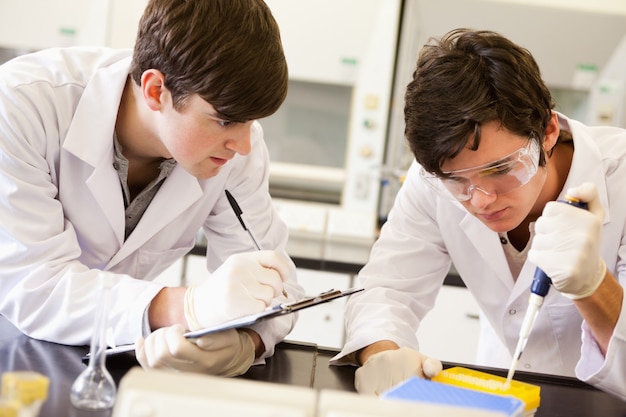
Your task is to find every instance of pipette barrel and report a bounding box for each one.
[530,269,551,297]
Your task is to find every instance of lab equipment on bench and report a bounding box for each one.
[112,367,514,417]
[505,196,588,387]
[434,367,541,415]
[71,277,116,410]
[384,367,541,417]
[0,371,49,417]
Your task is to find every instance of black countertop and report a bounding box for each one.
[1,316,625,417]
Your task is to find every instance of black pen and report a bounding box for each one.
[224,189,288,298]
[225,189,262,250]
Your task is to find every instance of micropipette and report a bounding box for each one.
[505,196,588,388]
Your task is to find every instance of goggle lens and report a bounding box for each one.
[420,139,540,202]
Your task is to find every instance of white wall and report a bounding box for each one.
[488,0,626,15]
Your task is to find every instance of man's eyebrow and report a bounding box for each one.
[206,109,225,119]
[476,156,515,176]
[209,110,247,124]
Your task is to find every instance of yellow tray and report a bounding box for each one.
[432,367,541,412]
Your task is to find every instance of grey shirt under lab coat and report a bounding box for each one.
[0,47,304,360]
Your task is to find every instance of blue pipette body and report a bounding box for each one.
[505,196,588,387]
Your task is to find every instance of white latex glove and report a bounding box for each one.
[135,325,255,377]
[184,250,290,330]
[354,347,443,396]
[529,182,606,299]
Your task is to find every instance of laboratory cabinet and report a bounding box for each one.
[416,285,481,365]
[262,0,403,243]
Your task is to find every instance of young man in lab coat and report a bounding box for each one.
[0,0,304,377]
[332,29,626,401]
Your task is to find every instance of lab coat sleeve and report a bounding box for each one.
[331,161,451,365]
[576,293,626,402]
[200,121,304,360]
[576,244,626,400]
[571,132,626,401]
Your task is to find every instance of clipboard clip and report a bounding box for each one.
[95,287,363,358]
[279,289,343,312]
[182,287,363,340]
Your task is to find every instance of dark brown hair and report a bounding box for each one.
[404,28,554,177]
[130,0,288,122]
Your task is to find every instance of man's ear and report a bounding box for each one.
[141,69,167,111]
[542,111,560,153]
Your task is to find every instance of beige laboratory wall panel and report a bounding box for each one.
[264,0,394,86]
[106,0,149,48]
[409,0,626,90]
[0,0,108,49]
[0,0,147,51]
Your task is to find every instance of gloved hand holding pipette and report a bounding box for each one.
[506,182,607,386]
[529,182,606,300]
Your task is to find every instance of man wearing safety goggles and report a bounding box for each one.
[420,138,541,203]
[332,28,626,401]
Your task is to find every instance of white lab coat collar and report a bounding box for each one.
[62,57,131,244]
[557,113,611,225]
[108,165,204,268]
[63,56,130,167]
[58,56,207,265]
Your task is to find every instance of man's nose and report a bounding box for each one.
[226,125,252,155]
[467,185,497,207]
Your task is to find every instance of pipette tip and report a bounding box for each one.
[503,367,515,391]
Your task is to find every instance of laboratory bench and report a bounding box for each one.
[1,315,625,417]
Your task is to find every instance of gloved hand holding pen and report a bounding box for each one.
[184,250,291,330]
[529,182,606,299]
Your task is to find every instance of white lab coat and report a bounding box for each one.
[333,114,626,400]
[0,47,303,359]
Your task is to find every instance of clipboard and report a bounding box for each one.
[100,287,363,357]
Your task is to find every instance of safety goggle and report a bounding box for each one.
[420,139,541,202]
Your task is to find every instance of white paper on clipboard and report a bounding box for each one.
[101,287,363,357]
